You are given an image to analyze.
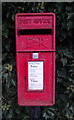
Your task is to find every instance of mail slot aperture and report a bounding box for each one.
[19,29,52,35]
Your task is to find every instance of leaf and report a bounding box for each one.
[6,109,14,118]
[11,79,16,87]
[63,50,73,59]
[60,57,67,66]
[43,112,49,120]
[57,68,66,79]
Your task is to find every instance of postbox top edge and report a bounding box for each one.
[15,12,56,18]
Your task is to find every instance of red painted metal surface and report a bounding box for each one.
[15,13,56,106]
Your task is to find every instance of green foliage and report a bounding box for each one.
[2,2,74,120]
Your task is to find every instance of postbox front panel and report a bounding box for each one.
[15,13,56,106]
[16,52,55,106]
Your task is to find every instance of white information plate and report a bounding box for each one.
[28,61,43,90]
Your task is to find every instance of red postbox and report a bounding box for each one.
[15,13,56,106]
